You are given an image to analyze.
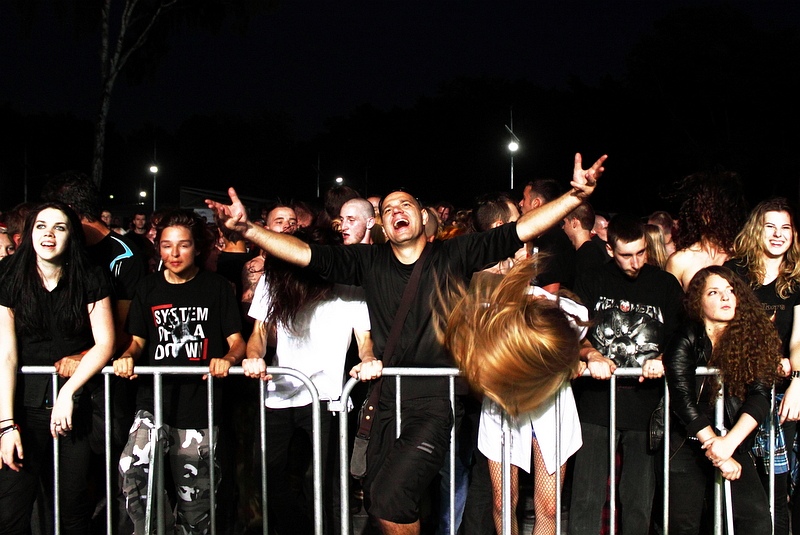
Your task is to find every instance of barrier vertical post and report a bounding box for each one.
[259,379,268,535]
[104,373,113,535]
[52,372,61,535]
[207,375,216,535]
[609,374,617,535]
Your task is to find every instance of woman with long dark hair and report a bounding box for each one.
[0,202,114,533]
[242,225,375,534]
[664,266,782,533]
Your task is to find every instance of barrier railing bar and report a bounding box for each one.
[21,364,780,535]
[608,373,617,535]
[208,375,217,535]
[51,372,61,535]
[555,389,562,535]
[501,410,511,535]
[103,372,112,535]
[770,384,776,535]
[259,378,269,535]
[448,375,456,535]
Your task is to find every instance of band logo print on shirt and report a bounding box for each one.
[150,303,209,361]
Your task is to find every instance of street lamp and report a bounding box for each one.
[139,190,147,205]
[149,165,159,212]
[335,176,344,185]
[505,124,520,190]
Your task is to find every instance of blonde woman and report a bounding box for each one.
[726,197,800,535]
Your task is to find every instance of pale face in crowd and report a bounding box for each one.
[381,192,427,246]
[133,214,148,233]
[0,232,15,259]
[266,207,297,234]
[762,210,793,259]
[340,206,373,245]
[701,274,737,324]
[593,215,609,242]
[100,210,112,226]
[32,208,71,264]
[159,225,198,279]
[607,237,647,279]
[437,206,451,224]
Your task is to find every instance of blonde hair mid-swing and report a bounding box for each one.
[436,258,583,417]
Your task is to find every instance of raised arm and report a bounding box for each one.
[206,188,312,267]
[516,153,607,243]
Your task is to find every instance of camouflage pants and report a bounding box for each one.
[119,410,219,535]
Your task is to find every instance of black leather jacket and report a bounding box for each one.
[663,321,770,448]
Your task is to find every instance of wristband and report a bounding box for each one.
[0,423,21,438]
[791,371,800,379]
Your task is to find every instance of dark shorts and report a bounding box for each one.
[363,397,453,524]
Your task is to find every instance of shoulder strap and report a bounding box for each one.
[381,242,432,367]
[356,242,432,438]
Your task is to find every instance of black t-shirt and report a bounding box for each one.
[532,226,577,290]
[575,239,609,275]
[127,269,242,428]
[87,231,147,301]
[0,265,110,408]
[215,251,252,302]
[308,223,524,401]
[574,262,685,430]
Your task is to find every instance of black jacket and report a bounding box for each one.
[663,321,771,450]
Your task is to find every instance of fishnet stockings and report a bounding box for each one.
[488,439,566,535]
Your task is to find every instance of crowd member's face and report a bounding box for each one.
[133,214,147,231]
[0,232,16,259]
[381,192,426,245]
[593,215,609,241]
[437,206,450,223]
[101,211,112,226]
[32,208,70,263]
[701,274,737,324]
[266,207,297,234]
[608,237,647,279]
[159,225,198,278]
[340,205,371,245]
[761,210,793,259]
[519,185,541,215]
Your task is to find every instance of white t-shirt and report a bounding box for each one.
[248,277,370,408]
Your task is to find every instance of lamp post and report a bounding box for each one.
[149,165,159,212]
[335,176,344,185]
[505,110,520,190]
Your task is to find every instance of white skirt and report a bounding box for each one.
[478,383,582,475]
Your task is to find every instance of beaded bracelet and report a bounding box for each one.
[0,424,21,438]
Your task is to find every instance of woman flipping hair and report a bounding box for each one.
[0,202,115,533]
[726,197,800,535]
[439,258,586,535]
[664,265,782,534]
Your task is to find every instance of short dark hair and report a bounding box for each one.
[41,171,101,221]
[567,202,596,231]
[607,214,645,248]
[472,194,513,232]
[525,179,564,204]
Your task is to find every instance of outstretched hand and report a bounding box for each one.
[205,187,250,233]
[571,153,607,198]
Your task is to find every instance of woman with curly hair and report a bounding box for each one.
[440,258,587,535]
[666,171,748,290]
[664,265,782,533]
[725,197,800,535]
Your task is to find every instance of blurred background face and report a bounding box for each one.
[100,210,112,226]
[0,232,15,259]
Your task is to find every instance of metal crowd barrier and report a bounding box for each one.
[19,364,780,535]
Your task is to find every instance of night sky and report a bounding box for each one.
[2,1,799,212]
